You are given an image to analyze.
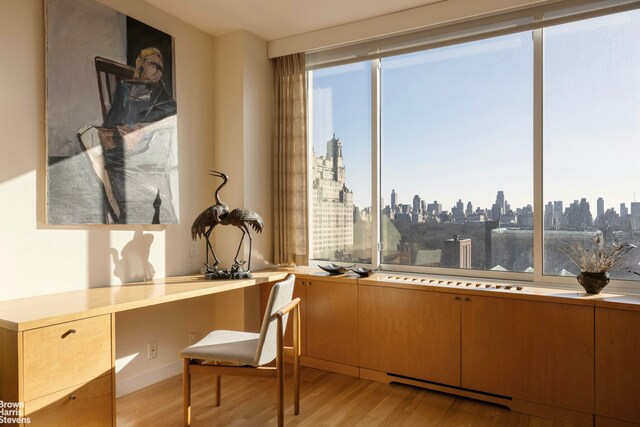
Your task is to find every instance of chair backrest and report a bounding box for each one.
[254,274,296,366]
[94,56,135,121]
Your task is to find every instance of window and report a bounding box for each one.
[308,62,372,263]
[381,33,533,273]
[307,5,640,289]
[543,10,640,281]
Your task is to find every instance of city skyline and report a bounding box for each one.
[310,10,640,212]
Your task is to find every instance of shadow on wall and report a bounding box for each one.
[111,230,155,283]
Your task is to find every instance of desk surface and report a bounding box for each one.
[0,271,288,331]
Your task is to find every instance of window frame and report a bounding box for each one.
[306,5,640,295]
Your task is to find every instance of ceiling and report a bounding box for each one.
[140,0,444,41]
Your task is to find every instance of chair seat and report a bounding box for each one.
[179,330,260,366]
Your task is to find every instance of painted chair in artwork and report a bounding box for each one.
[179,274,301,427]
[94,56,135,121]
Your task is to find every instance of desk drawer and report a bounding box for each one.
[23,315,112,401]
[24,374,112,426]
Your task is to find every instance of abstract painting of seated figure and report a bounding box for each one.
[46,0,179,224]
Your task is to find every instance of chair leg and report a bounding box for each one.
[276,317,284,427]
[183,359,191,427]
[293,304,301,415]
[215,375,221,406]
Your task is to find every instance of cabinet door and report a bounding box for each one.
[461,295,594,413]
[358,285,461,386]
[22,315,112,401]
[596,307,640,424]
[306,279,358,366]
[25,374,112,427]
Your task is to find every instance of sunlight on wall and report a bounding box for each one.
[115,352,140,374]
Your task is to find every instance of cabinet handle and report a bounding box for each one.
[69,394,77,400]
[464,297,471,302]
[61,329,77,339]
[454,296,461,301]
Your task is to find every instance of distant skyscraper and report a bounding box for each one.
[391,189,398,211]
[312,135,353,259]
[426,201,441,215]
[466,201,473,215]
[553,201,563,227]
[597,197,604,219]
[412,195,421,213]
[621,203,629,218]
[412,195,421,223]
[544,202,554,228]
[496,191,505,214]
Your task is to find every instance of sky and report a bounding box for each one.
[310,10,640,214]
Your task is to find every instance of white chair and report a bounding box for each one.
[179,274,300,426]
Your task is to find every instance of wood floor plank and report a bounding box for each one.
[116,367,580,426]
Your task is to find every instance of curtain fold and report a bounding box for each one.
[272,53,308,265]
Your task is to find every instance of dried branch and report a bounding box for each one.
[559,237,635,273]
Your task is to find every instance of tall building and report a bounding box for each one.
[597,197,604,219]
[412,195,421,223]
[631,202,640,218]
[496,191,505,214]
[426,201,441,215]
[391,189,398,211]
[312,135,354,259]
[621,203,629,218]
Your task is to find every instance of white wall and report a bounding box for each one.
[211,30,274,333]
[0,0,224,396]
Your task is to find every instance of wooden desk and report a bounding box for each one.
[0,271,288,426]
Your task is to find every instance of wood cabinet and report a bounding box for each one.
[461,295,594,413]
[358,284,461,386]
[0,314,114,426]
[306,279,358,366]
[595,307,640,424]
[358,283,594,416]
[24,374,113,427]
[22,315,112,401]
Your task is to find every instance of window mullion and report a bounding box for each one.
[371,59,381,268]
[533,27,544,283]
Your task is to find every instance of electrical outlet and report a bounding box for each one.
[190,240,198,257]
[188,332,197,344]
[147,341,157,360]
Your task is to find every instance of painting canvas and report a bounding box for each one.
[46,0,179,224]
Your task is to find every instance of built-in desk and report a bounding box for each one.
[0,271,288,426]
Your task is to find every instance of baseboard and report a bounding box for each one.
[116,360,182,398]
[301,356,359,377]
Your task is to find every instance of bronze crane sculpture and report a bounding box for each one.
[191,170,229,270]
[214,204,263,272]
[191,170,263,279]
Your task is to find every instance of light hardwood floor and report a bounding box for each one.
[117,367,576,426]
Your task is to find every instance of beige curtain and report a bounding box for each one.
[273,53,308,266]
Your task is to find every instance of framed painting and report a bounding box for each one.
[46,0,179,224]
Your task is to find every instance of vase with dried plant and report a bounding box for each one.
[560,237,635,294]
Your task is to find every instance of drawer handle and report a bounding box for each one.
[61,329,77,339]
[69,394,77,400]
[454,296,461,301]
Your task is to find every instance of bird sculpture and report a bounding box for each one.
[191,170,230,269]
[191,170,264,277]
[214,204,263,272]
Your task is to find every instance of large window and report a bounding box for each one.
[381,33,533,273]
[308,62,372,263]
[543,10,640,280]
[307,6,640,288]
